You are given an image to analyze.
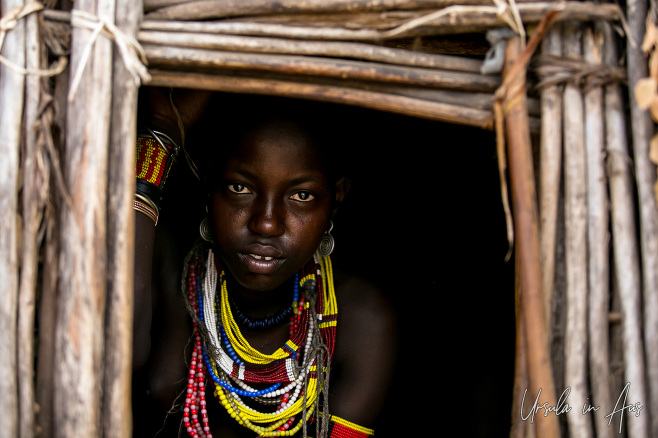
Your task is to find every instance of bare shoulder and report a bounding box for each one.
[333,270,397,342]
[329,269,398,429]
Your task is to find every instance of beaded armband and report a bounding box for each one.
[134,128,180,224]
[327,415,375,438]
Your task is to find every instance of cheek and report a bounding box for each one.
[288,213,329,252]
[209,197,244,243]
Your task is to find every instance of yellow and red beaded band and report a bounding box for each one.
[136,136,174,189]
[327,415,374,438]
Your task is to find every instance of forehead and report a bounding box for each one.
[224,120,328,178]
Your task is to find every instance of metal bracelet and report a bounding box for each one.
[143,126,181,161]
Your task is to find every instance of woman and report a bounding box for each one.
[131,88,398,437]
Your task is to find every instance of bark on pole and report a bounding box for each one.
[626,0,658,435]
[561,21,592,438]
[53,0,115,435]
[18,4,44,438]
[501,35,559,438]
[102,0,142,436]
[583,23,613,438]
[0,1,26,437]
[538,27,562,334]
[602,19,645,438]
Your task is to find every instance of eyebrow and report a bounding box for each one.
[228,168,326,187]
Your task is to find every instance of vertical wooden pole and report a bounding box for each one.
[53,0,115,435]
[0,1,25,436]
[561,21,593,438]
[602,19,647,438]
[538,28,562,336]
[36,66,70,438]
[103,0,143,436]
[583,23,613,438]
[18,3,45,437]
[627,0,658,435]
[502,35,560,438]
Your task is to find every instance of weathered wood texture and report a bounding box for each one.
[0,1,25,437]
[584,23,613,438]
[562,21,592,438]
[626,0,658,435]
[3,0,658,437]
[103,0,141,436]
[501,34,560,438]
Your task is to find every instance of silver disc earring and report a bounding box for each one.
[200,217,213,242]
[317,220,335,257]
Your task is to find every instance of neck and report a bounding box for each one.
[226,275,295,320]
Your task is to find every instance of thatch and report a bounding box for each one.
[1,0,657,437]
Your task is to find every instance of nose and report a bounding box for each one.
[248,195,285,237]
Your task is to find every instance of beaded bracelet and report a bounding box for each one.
[135,127,180,214]
[327,415,374,438]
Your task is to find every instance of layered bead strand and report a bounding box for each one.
[183,241,337,437]
[184,256,213,438]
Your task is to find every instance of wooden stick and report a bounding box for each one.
[561,20,593,438]
[583,23,613,438]
[17,5,45,438]
[510,260,535,438]
[137,29,485,73]
[102,0,141,436]
[626,0,658,435]
[142,0,534,19]
[144,0,492,14]
[602,20,644,438]
[143,1,621,36]
[147,68,499,129]
[142,45,501,92]
[54,0,114,435]
[35,65,70,438]
[0,0,26,436]
[500,35,559,438]
[537,27,562,334]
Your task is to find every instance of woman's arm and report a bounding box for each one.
[131,87,212,372]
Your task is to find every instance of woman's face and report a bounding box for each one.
[209,122,334,293]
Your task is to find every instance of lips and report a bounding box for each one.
[240,244,284,275]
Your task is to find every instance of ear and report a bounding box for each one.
[332,176,351,218]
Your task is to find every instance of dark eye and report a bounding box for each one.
[228,183,251,194]
[290,191,315,202]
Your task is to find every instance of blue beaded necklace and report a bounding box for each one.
[229,273,300,331]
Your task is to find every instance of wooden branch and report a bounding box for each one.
[562,20,593,438]
[626,0,658,435]
[54,0,115,435]
[147,69,500,129]
[602,20,643,438]
[138,29,485,73]
[0,0,26,436]
[142,45,501,92]
[17,7,46,438]
[510,264,534,438]
[583,23,613,438]
[501,35,559,438]
[35,66,71,438]
[137,1,619,41]
[622,0,654,435]
[537,27,562,334]
[102,1,141,437]
[143,0,515,19]
[142,1,621,38]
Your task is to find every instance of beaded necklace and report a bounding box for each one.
[182,241,337,438]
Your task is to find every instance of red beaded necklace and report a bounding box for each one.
[181,241,338,437]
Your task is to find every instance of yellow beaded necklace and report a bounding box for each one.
[185,244,338,437]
